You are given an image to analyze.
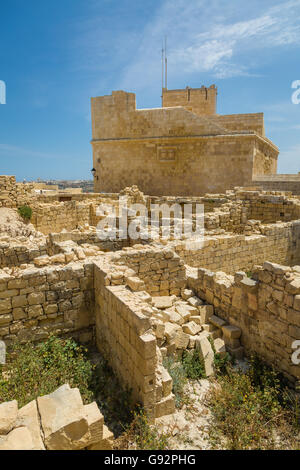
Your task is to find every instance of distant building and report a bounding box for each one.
[90,85,279,196]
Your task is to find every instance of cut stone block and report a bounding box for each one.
[164,322,180,342]
[0,400,18,435]
[174,329,190,349]
[187,296,203,308]
[199,304,214,323]
[189,315,201,324]
[87,425,114,450]
[0,426,34,450]
[84,402,104,444]
[126,276,145,292]
[209,315,227,328]
[161,368,173,397]
[152,296,173,309]
[182,321,202,336]
[181,289,194,300]
[214,338,226,358]
[195,336,215,377]
[155,394,176,418]
[16,400,45,450]
[37,384,90,450]
[222,324,242,339]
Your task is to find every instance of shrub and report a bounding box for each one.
[181,350,206,380]
[0,335,94,407]
[115,407,170,450]
[207,355,300,449]
[163,356,187,408]
[18,205,32,220]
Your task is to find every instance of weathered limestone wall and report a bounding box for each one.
[162,85,217,116]
[236,190,300,223]
[252,175,300,195]
[187,263,300,386]
[31,202,91,235]
[175,221,300,274]
[0,242,48,268]
[94,261,175,422]
[0,176,35,208]
[0,261,94,345]
[112,247,187,296]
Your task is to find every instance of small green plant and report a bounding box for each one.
[181,350,206,380]
[207,355,300,449]
[18,205,32,220]
[163,356,187,408]
[0,335,94,407]
[115,407,170,450]
[246,271,253,278]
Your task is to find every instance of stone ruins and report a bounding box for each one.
[0,85,300,449]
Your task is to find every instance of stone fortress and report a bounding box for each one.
[0,85,300,449]
[91,85,282,195]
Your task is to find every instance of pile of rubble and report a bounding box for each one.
[149,289,243,376]
[0,384,113,450]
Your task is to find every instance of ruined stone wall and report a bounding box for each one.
[175,221,300,274]
[111,247,186,296]
[94,261,175,422]
[252,175,300,195]
[0,176,35,208]
[31,202,91,234]
[0,261,94,345]
[236,190,300,223]
[187,263,300,386]
[0,242,48,268]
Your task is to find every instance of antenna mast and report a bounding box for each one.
[165,36,168,90]
[161,40,164,105]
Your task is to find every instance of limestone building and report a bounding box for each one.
[91,85,279,196]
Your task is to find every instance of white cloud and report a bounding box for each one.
[118,0,300,89]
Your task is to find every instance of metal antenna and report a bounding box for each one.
[161,40,164,105]
[165,36,168,90]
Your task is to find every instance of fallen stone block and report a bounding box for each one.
[0,426,34,450]
[214,338,226,358]
[126,276,145,292]
[0,400,18,435]
[155,394,176,419]
[187,296,203,308]
[189,315,201,325]
[181,289,194,300]
[37,384,90,450]
[195,336,215,377]
[87,425,114,451]
[222,324,242,339]
[16,400,45,450]
[152,296,173,309]
[199,304,214,324]
[84,402,104,444]
[182,321,202,336]
[164,322,180,342]
[209,315,227,328]
[174,328,190,349]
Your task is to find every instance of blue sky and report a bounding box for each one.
[0,0,300,180]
